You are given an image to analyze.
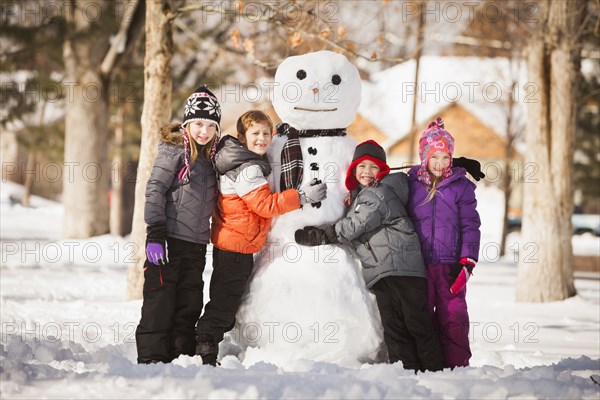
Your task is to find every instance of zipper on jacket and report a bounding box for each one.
[430,196,436,264]
[365,241,379,263]
[197,161,209,243]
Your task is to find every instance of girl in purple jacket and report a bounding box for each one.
[407,118,481,369]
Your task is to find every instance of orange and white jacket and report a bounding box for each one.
[211,136,300,254]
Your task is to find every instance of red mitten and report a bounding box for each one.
[449,258,476,294]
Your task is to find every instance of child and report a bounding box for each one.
[195,110,327,365]
[135,85,221,364]
[295,140,444,372]
[407,117,481,369]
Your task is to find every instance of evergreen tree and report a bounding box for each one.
[574,72,600,214]
[0,1,66,203]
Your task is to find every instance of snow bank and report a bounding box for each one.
[1,332,599,399]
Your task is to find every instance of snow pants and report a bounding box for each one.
[135,238,206,363]
[427,264,471,368]
[371,276,444,372]
[195,247,254,345]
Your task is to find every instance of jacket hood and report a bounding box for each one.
[214,135,271,177]
[160,124,185,146]
[345,155,390,191]
[379,172,404,196]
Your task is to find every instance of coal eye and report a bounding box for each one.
[332,74,341,85]
[296,69,307,80]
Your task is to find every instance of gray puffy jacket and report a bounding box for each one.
[144,125,217,244]
[335,173,426,288]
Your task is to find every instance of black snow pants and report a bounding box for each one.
[371,276,444,372]
[135,238,206,363]
[195,247,254,345]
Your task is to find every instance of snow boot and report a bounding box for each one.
[196,335,219,366]
[196,342,218,366]
[138,359,163,365]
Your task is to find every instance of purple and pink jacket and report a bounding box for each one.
[407,166,481,266]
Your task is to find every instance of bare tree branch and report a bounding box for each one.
[100,0,144,77]
[174,1,408,64]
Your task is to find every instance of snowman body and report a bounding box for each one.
[236,51,382,367]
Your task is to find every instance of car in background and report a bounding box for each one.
[508,214,600,236]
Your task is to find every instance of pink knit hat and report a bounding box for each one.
[417,117,455,183]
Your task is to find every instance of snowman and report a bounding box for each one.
[235,51,382,367]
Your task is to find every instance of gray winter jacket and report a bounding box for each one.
[144,125,217,244]
[335,173,426,288]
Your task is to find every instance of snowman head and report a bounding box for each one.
[272,51,361,130]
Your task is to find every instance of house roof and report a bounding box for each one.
[388,102,521,161]
[346,113,388,144]
[357,55,528,150]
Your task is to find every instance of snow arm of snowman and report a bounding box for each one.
[335,190,385,241]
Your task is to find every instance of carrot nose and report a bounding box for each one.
[312,87,319,94]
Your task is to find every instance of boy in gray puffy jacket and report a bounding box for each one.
[295,140,443,372]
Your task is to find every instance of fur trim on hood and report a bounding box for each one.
[160,124,185,146]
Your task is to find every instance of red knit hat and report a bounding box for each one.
[345,140,391,191]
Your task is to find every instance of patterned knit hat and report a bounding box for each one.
[345,140,391,191]
[177,85,222,183]
[417,117,454,184]
[182,85,221,133]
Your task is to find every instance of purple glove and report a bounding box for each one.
[146,225,169,266]
[146,242,168,265]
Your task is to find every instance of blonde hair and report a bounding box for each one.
[182,123,217,162]
[236,110,273,148]
[423,172,442,203]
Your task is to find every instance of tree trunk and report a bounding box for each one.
[500,82,516,257]
[21,150,36,208]
[499,154,512,258]
[62,0,111,238]
[516,0,582,302]
[548,0,581,297]
[110,103,126,236]
[407,2,424,164]
[127,0,174,300]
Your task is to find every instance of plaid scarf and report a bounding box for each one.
[277,123,346,190]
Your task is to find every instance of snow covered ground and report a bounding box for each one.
[1,181,599,399]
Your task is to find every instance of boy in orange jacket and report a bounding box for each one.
[195,110,327,365]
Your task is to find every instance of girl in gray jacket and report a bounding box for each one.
[295,140,444,372]
[135,85,220,364]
